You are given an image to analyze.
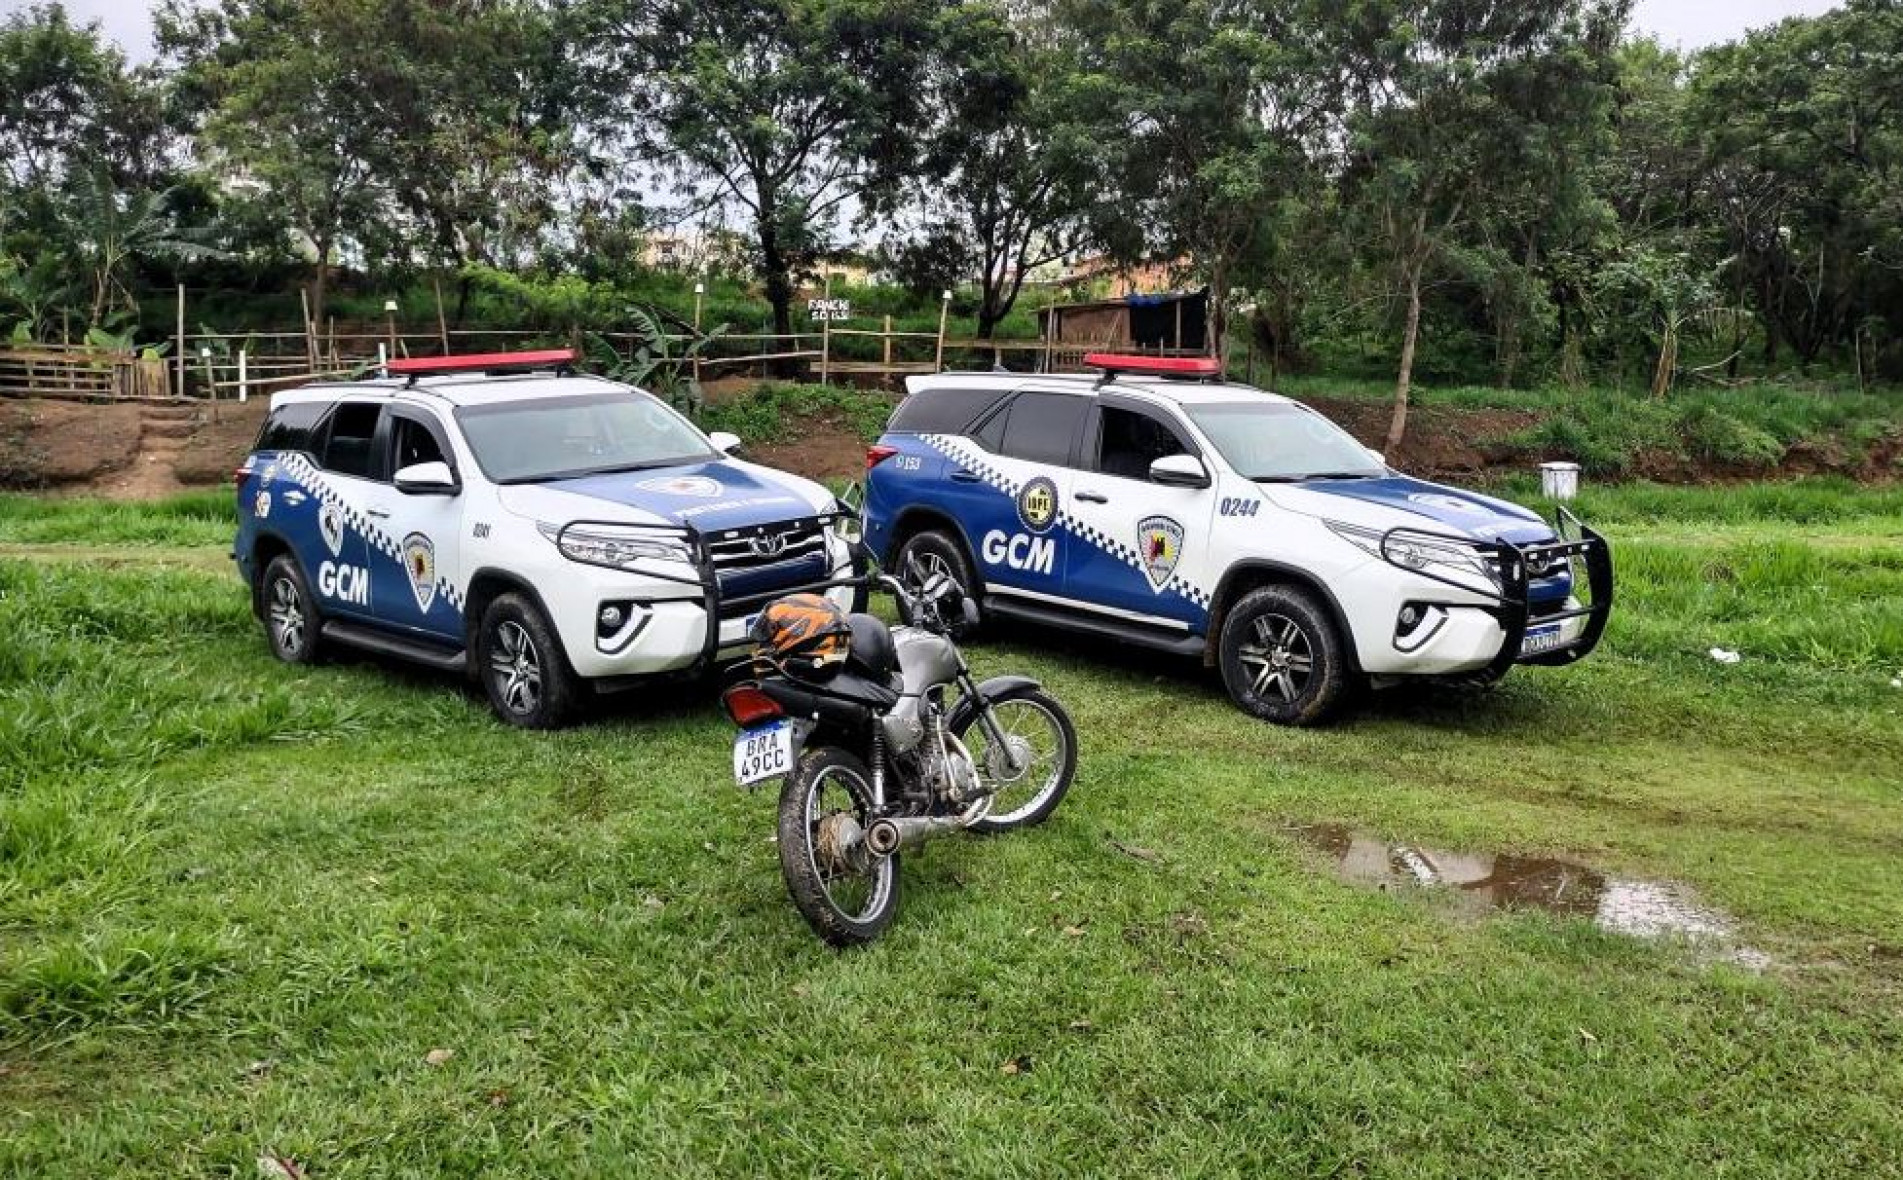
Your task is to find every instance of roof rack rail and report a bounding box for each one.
[1082,353,1223,381]
[384,348,578,381]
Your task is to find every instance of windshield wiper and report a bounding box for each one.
[1255,471,1377,483]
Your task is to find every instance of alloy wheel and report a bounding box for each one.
[1237,613,1314,703]
[490,620,543,716]
[269,576,304,656]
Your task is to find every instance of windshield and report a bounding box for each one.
[455,391,717,484]
[1185,401,1385,482]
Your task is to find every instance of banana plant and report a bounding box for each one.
[586,303,728,417]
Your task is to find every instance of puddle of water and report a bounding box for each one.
[1293,824,1770,969]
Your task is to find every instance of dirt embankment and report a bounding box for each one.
[4,384,1896,500]
[1,398,267,499]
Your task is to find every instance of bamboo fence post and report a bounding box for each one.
[693,281,705,388]
[433,276,450,354]
[819,272,832,386]
[175,284,186,399]
[882,314,893,381]
[1042,303,1054,373]
[935,290,951,372]
[328,316,337,367]
[299,288,317,371]
[238,348,249,403]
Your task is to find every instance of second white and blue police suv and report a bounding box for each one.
[861,354,1612,726]
[234,349,861,727]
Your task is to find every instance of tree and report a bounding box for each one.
[585,0,969,339]
[160,0,397,326]
[916,4,1103,338]
[1061,0,1343,362]
[1337,0,1629,448]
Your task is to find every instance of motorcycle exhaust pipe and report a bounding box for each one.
[864,815,962,857]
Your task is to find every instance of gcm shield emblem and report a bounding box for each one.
[1137,515,1185,591]
[319,503,345,557]
[1017,477,1059,534]
[403,532,437,612]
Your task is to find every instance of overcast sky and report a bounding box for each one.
[1,0,1855,63]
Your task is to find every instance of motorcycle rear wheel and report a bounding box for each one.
[777,747,900,947]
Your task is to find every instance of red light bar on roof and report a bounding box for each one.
[385,347,577,376]
[1082,353,1223,379]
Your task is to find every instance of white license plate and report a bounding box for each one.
[1523,623,1565,655]
[733,720,793,786]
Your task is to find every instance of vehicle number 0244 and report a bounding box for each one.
[1219,497,1260,518]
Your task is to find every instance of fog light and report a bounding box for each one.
[1400,605,1422,630]
[599,604,626,631]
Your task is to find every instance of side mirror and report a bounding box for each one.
[394,460,459,495]
[1364,446,1387,468]
[1150,453,1211,489]
[708,431,742,454]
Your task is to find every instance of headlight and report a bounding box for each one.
[1326,521,1501,594]
[539,522,694,569]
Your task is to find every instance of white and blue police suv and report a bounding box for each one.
[861,354,1611,726]
[234,349,861,727]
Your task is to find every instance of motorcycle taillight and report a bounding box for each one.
[723,684,785,728]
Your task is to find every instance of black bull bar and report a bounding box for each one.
[1376,506,1613,679]
[553,510,867,674]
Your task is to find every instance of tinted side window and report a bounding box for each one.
[320,402,383,479]
[255,401,327,454]
[1097,406,1194,480]
[888,387,1008,435]
[391,416,448,471]
[998,393,1088,466]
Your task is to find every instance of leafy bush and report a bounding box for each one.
[1679,404,1785,467]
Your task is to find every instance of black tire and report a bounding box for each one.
[894,529,982,636]
[260,554,323,665]
[476,592,580,729]
[776,747,900,947]
[955,688,1077,833]
[1218,584,1351,726]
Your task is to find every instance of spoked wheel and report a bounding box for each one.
[956,687,1077,833]
[776,747,900,946]
[1218,584,1349,726]
[261,555,321,665]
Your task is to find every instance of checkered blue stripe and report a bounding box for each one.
[276,453,464,612]
[920,434,1211,607]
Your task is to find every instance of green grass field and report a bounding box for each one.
[3,483,1901,1176]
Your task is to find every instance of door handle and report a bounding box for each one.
[1074,490,1108,504]
[366,508,391,519]
[951,469,981,483]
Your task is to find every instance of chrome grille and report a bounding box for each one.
[703,516,828,573]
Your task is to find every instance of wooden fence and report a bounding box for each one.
[0,316,1214,403]
[0,343,172,401]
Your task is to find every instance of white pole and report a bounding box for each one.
[238,349,249,403]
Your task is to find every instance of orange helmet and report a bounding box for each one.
[749,593,853,680]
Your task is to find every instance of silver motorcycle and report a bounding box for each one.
[723,568,1077,946]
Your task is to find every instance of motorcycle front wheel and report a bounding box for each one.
[776,746,900,947]
[955,688,1077,833]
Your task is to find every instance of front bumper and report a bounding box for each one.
[553,510,868,680]
[1364,507,1613,677]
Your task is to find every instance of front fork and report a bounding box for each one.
[956,669,1025,779]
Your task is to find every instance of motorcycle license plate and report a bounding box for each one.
[733,721,794,786]
[1522,623,1565,655]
